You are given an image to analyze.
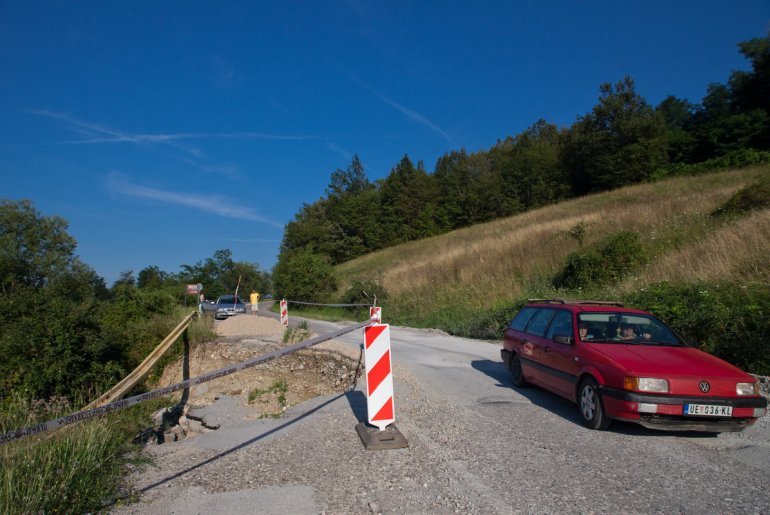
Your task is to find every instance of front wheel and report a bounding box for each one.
[578,378,611,430]
[510,354,529,388]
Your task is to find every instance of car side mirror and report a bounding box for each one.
[553,335,574,345]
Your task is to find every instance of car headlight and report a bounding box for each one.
[624,376,669,393]
[736,382,759,396]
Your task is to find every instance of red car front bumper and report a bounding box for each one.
[600,386,768,432]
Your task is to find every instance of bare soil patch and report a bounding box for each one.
[155,315,363,420]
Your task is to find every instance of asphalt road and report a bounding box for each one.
[116,312,770,513]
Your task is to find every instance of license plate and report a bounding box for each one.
[684,404,733,417]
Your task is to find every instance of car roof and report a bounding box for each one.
[525,299,650,315]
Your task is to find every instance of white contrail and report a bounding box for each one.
[344,72,454,144]
[107,172,283,228]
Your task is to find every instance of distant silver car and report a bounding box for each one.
[213,295,246,319]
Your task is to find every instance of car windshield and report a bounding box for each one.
[577,312,684,346]
[218,295,243,304]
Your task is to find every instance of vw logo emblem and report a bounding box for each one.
[699,381,711,393]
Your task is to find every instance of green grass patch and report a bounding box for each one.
[274,304,372,324]
[712,172,770,219]
[0,396,168,514]
[247,380,289,419]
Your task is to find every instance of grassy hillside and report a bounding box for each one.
[335,166,770,371]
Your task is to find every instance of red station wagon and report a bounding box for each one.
[501,299,767,432]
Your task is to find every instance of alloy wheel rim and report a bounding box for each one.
[581,386,595,420]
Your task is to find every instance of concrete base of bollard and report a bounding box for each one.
[355,422,408,450]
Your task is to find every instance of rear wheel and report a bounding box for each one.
[510,354,529,388]
[578,378,610,430]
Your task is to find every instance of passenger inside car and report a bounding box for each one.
[619,323,636,340]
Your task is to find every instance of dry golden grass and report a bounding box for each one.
[337,166,769,310]
[619,208,770,291]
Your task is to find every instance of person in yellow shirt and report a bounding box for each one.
[250,290,260,313]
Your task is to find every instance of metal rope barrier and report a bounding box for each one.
[286,300,372,308]
[0,319,375,446]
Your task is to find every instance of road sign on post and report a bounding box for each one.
[280,299,288,327]
[185,283,203,295]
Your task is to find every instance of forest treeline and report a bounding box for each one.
[0,199,270,401]
[276,34,770,292]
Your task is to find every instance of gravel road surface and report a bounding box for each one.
[113,312,770,514]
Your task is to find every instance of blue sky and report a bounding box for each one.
[2,1,769,286]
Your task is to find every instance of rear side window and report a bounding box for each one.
[546,310,574,339]
[524,308,556,337]
[509,307,538,331]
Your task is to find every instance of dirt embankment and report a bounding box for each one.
[157,315,363,420]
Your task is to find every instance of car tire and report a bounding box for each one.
[578,378,611,430]
[510,354,529,388]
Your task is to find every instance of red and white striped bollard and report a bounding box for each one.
[363,323,394,430]
[280,299,288,327]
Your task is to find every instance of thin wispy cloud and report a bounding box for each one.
[29,109,319,180]
[107,172,283,228]
[59,131,317,144]
[29,110,318,144]
[180,157,241,178]
[326,142,353,161]
[268,97,295,116]
[29,109,203,157]
[211,56,241,89]
[344,72,454,144]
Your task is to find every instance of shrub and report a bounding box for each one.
[554,231,646,289]
[272,249,337,303]
[712,172,770,218]
[654,148,770,179]
[340,278,388,306]
[464,302,524,340]
[625,282,770,375]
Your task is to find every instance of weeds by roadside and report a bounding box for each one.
[0,307,215,514]
[0,396,168,514]
[282,321,312,343]
[247,380,289,418]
